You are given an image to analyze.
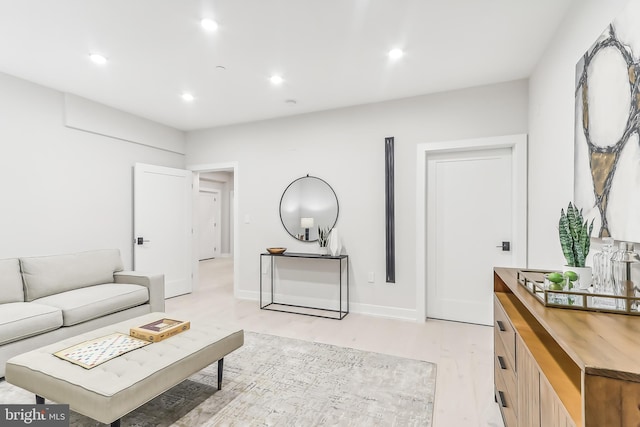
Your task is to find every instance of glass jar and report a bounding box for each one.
[611,242,640,311]
[593,237,615,294]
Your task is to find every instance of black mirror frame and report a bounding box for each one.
[279,175,339,242]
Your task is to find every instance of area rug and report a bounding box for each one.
[0,332,436,426]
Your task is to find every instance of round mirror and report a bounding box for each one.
[279,175,339,242]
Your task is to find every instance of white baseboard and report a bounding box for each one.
[349,302,417,321]
[235,290,259,301]
[234,290,417,321]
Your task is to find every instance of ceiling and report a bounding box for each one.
[0,0,573,131]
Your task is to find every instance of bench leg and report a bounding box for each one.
[111,419,121,427]
[218,358,224,390]
[35,395,44,404]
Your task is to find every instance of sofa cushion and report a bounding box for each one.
[0,258,24,304]
[33,283,149,326]
[21,249,124,301]
[0,302,63,345]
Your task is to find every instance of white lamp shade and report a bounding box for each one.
[300,217,314,228]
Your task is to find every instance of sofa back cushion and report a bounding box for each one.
[0,258,24,304]
[21,249,124,301]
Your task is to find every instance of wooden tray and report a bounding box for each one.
[130,318,190,342]
[517,270,640,315]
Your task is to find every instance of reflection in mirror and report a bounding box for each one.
[279,175,339,242]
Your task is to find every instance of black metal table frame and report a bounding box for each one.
[260,252,349,320]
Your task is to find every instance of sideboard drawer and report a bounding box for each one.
[494,296,515,365]
[495,363,517,427]
[495,332,516,401]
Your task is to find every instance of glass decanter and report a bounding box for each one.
[611,242,640,311]
[593,238,614,290]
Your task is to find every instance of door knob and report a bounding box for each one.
[496,241,510,251]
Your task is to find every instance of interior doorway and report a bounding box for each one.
[415,134,528,323]
[190,162,239,297]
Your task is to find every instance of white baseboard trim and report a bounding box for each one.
[235,290,259,301]
[349,303,417,321]
[219,253,232,258]
[233,290,417,321]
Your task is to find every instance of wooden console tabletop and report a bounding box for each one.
[495,267,640,381]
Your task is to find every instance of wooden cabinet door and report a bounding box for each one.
[540,375,575,427]
[584,373,640,426]
[517,336,540,427]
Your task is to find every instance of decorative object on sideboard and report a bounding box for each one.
[593,237,616,308]
[559,202,594,287]
[575,1,640,242]
[561,265,592,290]
[544,270,583,305]
[593,237,615,290]
[518,268,640,315]
[266,247,286,255]
[611,242,640,311]
[329,227,341,256]
[317,226,330,255]
[279,175,339,243]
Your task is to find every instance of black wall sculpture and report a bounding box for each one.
[385,137,395,283]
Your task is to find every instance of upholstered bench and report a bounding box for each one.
[5,312,244,426]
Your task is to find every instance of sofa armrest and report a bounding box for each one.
[114,271,165,312]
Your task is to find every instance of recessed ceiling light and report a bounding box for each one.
[388,48,404,60]
[285,99,297,105]
[216,65,226,71]
[270,75,284,85]
[89,53,107,65]
[181,93,195,102]
[201,18,218,31]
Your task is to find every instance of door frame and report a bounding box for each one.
[415,134,528,322]
[188,161,239,297]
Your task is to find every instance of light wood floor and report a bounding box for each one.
[166,258,505,427]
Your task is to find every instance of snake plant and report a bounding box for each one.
[317,226,331,247]
[559,202,594,267]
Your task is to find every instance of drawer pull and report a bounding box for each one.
[496,320,506,331]
[498,390,508,408]
[497,355,507,370]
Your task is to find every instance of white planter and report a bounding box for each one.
[563,265,593,289]
[319,246,329,256]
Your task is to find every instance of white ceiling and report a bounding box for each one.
[0,0,573,131]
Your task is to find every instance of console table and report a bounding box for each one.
[260,252,349,320]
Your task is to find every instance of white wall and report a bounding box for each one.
[186,79,528,318]
[0,72,185,267]
[528,0,629,269]
[64,94,186,154]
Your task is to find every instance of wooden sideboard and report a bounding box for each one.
[494,267,640,427]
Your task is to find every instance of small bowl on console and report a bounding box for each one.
[267,247,287,255]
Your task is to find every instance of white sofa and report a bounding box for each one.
[0,249,164,376]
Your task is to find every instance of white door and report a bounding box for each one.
[198,191,220,260]
[134,163,192,298]
[426,148,515,325]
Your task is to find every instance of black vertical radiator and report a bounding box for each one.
[385,136,395,283]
